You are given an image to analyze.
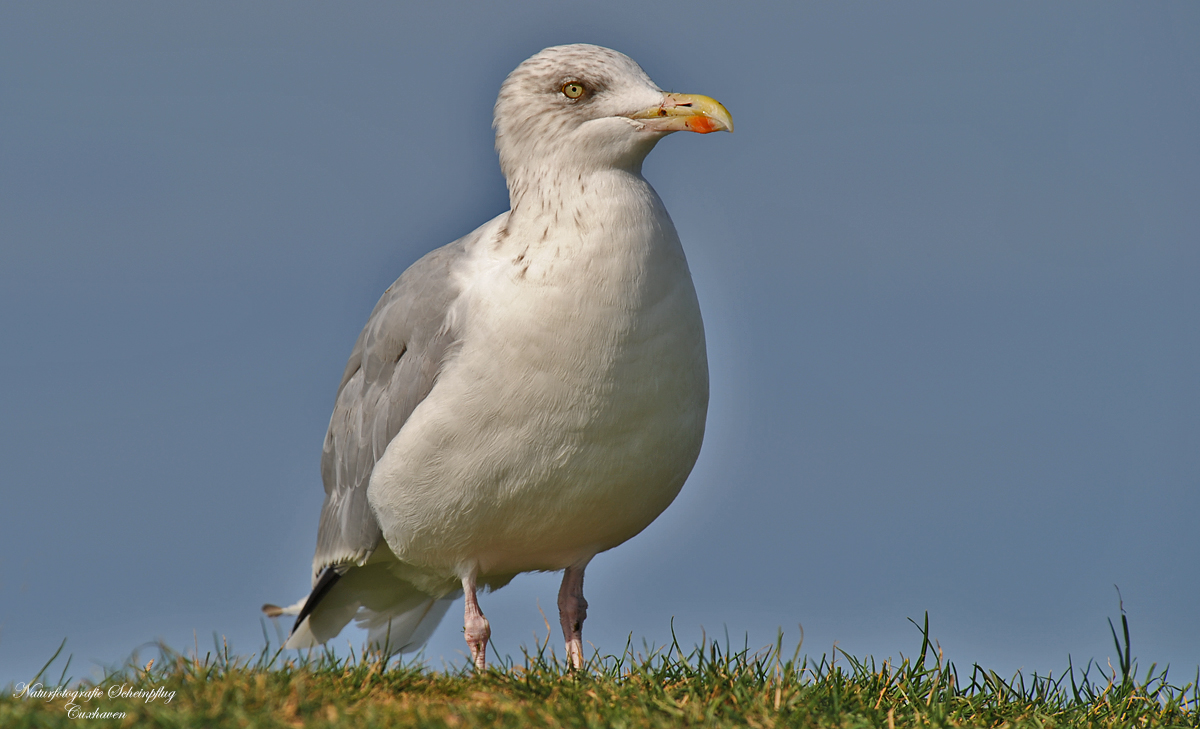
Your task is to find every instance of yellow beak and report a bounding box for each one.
[628,93,734,134]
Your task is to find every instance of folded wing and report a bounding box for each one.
[267,228,483,654]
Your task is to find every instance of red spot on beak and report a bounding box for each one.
[685,117,720,134]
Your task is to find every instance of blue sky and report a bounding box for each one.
[2,3,1197,687]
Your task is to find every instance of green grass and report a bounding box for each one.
[4,613,1197,728]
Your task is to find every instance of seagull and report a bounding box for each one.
[264,43,732,671]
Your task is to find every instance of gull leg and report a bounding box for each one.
[558,562,590,670]
[462,573,491,671]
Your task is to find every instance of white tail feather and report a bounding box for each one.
[359,595,457,655]
[277,562,456,655]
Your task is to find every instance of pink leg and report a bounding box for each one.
[462,573,491,671]
[558,563,589,669]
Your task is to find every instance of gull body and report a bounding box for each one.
[265,44,732,670]
[374,183,704,584]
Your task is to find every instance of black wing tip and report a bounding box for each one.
[291,567,344,635]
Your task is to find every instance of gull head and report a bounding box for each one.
[494,44,732,187]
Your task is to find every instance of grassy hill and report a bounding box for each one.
[4,615,1196,728]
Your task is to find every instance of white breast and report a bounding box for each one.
[367,172,708,585]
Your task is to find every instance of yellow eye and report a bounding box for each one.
[562,82,585,99]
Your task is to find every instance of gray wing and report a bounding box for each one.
[310,235,471,583]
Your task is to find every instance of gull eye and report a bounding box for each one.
[561,82,586,99]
